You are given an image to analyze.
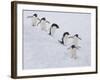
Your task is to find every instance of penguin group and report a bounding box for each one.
[27,13,82,59]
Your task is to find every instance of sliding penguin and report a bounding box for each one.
[37,17,50,32]
[27,13,40,26]
[59,32,70,46]
[68,45,79,59]
[49,23,59,36]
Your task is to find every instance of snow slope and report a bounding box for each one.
[23,10,91,69]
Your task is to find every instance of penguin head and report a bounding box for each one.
[71,45,76,49]
[41,17,46,21]
[74,34,79,37]
[33,13,37,17]
[63,32,70,37]
[51,23,59,29]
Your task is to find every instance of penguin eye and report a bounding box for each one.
[75,34,78,37]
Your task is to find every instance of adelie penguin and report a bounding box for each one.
[37,17,50,32]
[59,32,70,46]
[67,45,79,59]
[69,34,81,47]
[49,23,59,36]
[27,13,40,26]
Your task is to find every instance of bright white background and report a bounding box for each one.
[0,0,99,80]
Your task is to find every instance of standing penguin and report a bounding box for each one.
[68,45,79,59]
[37,17,50,32]
[59,32,70,46]
[69,34,81,47]
[27,13,40,26]
[49,23,59,36]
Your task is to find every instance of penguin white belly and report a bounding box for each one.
[52,29,61,41]
[46,24,51,33]
[32,17,37,26]
[70,48,77,58]
[50,27,57,36]
[40,21,47,31]
[63,36,68,46]
[72,38,78,46]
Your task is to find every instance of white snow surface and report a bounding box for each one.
[23,10,91,69]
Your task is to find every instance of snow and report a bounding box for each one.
[23,10,91,69]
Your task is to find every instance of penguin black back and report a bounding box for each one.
[33,13,37,17]
[41,17,46,21]
[59,32,70,45]
[37,17,46,26]
[62,32,70,44]
[74,34,78,37]
[51,23,59,28]
[49,23,59,35]
[71,45,76,49]
[63,32,70,38]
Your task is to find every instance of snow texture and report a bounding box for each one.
[22,10,91,70]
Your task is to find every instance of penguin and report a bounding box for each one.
[27,13,40,26]
[32,13,40,26]
[49,23,59,36]
[59,32,70,46]
[37,17,50,32]
[69,34,81,47]
[67,45,79,59]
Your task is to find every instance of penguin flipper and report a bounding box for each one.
[48,32,51,35]
[58,40,63,44]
